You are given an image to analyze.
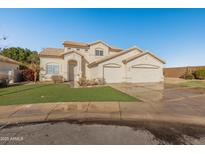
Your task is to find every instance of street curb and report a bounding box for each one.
[1,111,205,127]
[1,102,205,128]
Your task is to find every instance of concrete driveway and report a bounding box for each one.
[110,82,205,119]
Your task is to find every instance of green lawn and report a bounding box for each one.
[180,80,205,88]
[0,83,137,105]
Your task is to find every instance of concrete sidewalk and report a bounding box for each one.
[1,101,205,127]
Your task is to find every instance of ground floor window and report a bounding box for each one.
[46,63,59,74]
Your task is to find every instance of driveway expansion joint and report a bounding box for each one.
[44,104,60,121]
[8,105,25,118]
[118,102,122,120]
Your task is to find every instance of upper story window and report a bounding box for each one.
[95,49,104,56]
[46,63,59,75]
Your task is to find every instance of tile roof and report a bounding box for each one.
[39,42,165,65]
[88,40,123,51]
[40,40,123,57]
[63,41,88,47]
[39,48,88,61]
[0,55,20,65]
[39,48,64,57]
[63,40,123,51]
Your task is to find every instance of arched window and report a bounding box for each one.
[46,63,59,75]
[95,48,104,56]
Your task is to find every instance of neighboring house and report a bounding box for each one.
[39,40,165,83]
[0,55,20,83]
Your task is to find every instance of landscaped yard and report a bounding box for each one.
[180,80,205,88]
[0,83,137,105]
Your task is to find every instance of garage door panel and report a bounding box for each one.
[129,67,161,83]
[104,67,123,83]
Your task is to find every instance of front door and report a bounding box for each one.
[68,60,77,81]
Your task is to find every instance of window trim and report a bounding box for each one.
[46,63,60,75]
[95,48,104,56]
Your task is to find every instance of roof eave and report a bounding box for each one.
[39,54,63,58]
[147,52,166,64]
[123,52,166,64]
[87,62,97,68]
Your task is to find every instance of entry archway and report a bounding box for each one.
[68,60,77,81]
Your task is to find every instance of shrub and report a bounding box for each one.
[96,78,105,85]
[77,77,105,87]
[194,69,205,80]
[88,79,98,86]
[51,75,64,84]
[22,69,35,81]
[184,73,194,80]
[77,77,89,86]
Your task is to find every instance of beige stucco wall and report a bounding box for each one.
[0,61,19,83]
[87,42,109,61]
[40,57,65,81]
[57,42,120,80]
[0,61,19,73]
[126,54,164,83]
[65,42,120,63]
[40,52,83,81]
[89,50,164,83]
[89,49,144,80]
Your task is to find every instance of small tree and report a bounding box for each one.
[0,47,39,65]
[27,63,40,83]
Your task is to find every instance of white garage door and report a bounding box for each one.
[103,66,123,83]
[130,67,161,83]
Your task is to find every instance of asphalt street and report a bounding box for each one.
[1,121,205,145]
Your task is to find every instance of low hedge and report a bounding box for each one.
[51,75,64,84]
[184,73,195,80]
[194,69,205,80]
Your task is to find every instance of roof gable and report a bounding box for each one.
[58,50,90,63]
[89,40,122,51]
[89,40,109,47]
[61,50,84,57]
[63,40,122,51]
[88,46,142,68]
[122,52,166,64]
[126,46,144,52]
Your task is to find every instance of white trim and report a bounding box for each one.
[103,63,121,68]
[131,64,160,69]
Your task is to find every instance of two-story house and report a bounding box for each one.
[39,40,165,83]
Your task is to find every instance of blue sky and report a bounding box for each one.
[0,8,205,67]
